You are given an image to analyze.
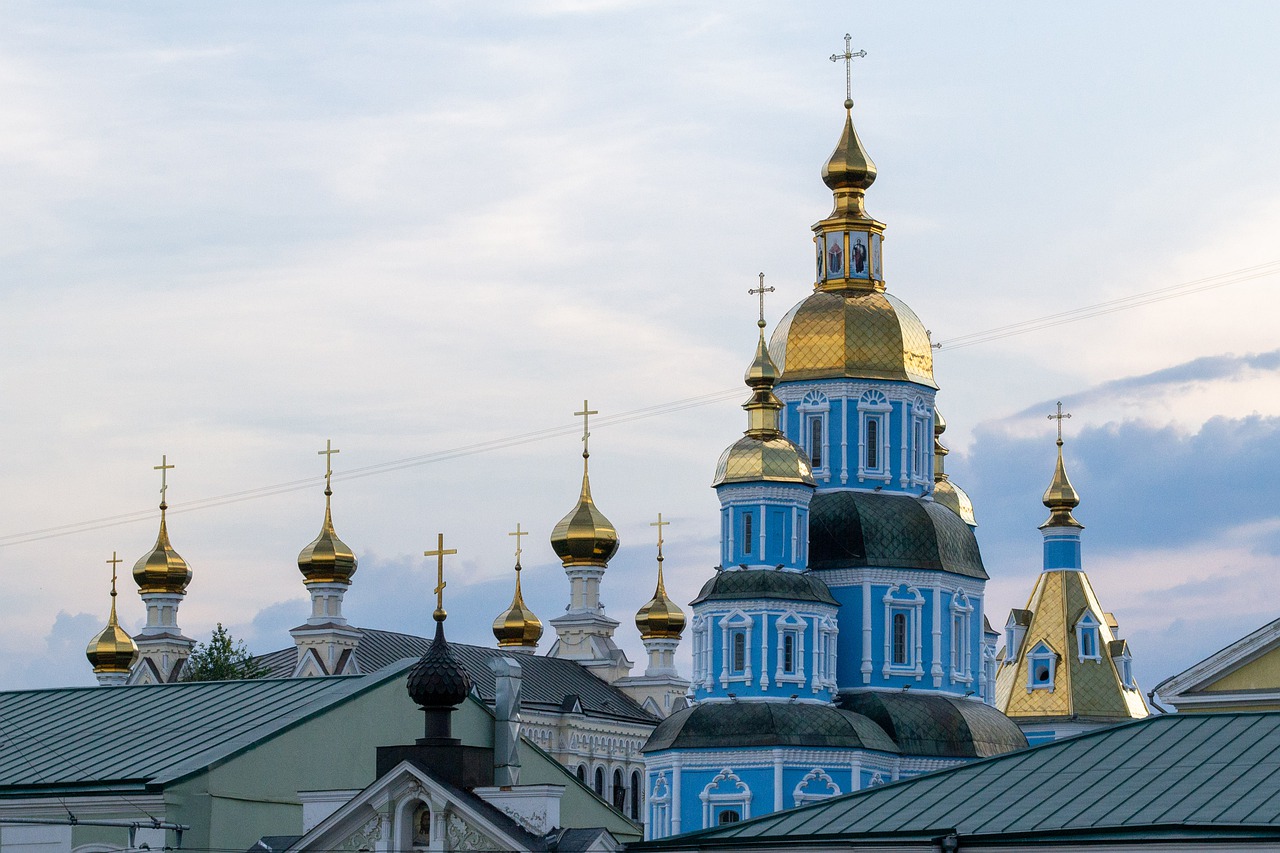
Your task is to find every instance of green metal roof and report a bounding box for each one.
[0,661,413,795]
[634,712,1280,849]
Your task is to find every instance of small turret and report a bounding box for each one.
[87,552,139,686]
[492,525,542,652]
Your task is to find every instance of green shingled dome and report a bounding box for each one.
[690,568,838,607]
[641,701,898,753]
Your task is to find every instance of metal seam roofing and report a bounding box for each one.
[631,712,1280,849]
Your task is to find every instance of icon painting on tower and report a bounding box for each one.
[825,232,844,278]
[849,232,870,278]
[815,240,825,279]
[871,233,882,280]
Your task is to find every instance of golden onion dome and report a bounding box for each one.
[550,456,620,568]
[1041,439,1083,529]
[133,504,192,595]
[823,101,877,193]
[636,557,685,641]
[87,561,139,674]
[768,290,936,387]
[492,562,543,648]
[714,435,815,487]
[298,488,357,585]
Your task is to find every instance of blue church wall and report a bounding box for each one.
[643,747,965,839]
[1042,528,1083,571]
[716,483,811,570]
[820,572,988,699]
[690,602,839,702]
[774,379,936,496]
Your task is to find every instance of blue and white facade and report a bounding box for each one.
[641,99,1026,838]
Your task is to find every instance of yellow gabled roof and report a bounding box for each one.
[995,569,1148,721]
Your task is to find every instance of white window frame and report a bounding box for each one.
[719,610,754,687]
[1075,612,1102,662]
[799,391,831,479]
[1026,641,1058,692]
[817,615,840,690]
[911,397,931,486]
[649,773,671,839]
[792,767,842,807]
[950,591,973,683]
[700,768,752,830]
[858,391,892,483]
[882,585,925,679]
[1005,615,1028,662]
[1112,645,1136,689]
[774,610,807,686]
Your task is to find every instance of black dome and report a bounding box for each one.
[406,621,472,709]
[808,491,987,579]
[642,701,899,753]
[691,568,838,607]
[838,691,1027,758]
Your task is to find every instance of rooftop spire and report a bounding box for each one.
[298,440,357,584]
[1041,403,1083,529]
[550,400,620,567]
[743,274,783,438]
[636,513,685,640]
[493,523,543,650]
[133,455,192,595]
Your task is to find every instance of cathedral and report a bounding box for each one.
[75,63,1160,847]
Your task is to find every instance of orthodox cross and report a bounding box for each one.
[1048,401,1072,444]
[423,533,457,619]
[575,400,598,457]
[106,551,122,595]
[749,273,774,328]
[650,512,669,559]
[509,523,527,568]
[829,33,867,103]
[318,439,340,490]
[153,455,175,505]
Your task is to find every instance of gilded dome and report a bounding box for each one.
[636,557,685,640]
[713,435,815,487]
[86,571,138,674]
[1041,439,1083,529]
[550,459,620,568]
[133,508,192,595]
[298,493,357,585]
[933,477,977,528]
[492,564,543,648]
[768,290,936,387]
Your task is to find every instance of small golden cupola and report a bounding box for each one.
[931,409,977,527]
[493,524,543,651]
[133,456,192,596]
[550,402,620,568]
[714,284,816,488]
[298,441,357,585]
[86,552,139,685]
[1042,404,1083,530]
[635,513,686,641]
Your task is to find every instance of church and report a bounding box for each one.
[54,46,1180,852]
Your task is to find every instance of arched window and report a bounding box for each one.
[594,766,605,796]
[576,764,586,782]
[612,769,626,810]
[718,810,741,825]
[630,770,642,820]
[891,612,907,665]
[866,418,879,469]
[810,417,823,468]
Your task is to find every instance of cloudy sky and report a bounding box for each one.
[2,2,1278,698]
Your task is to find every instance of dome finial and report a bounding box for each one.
[87,551,139,676]
[1042,402,1083,529]
[636,513,686,640]
[407,533,472,741]
[822,35,876,196]
[551,401,621,567]
[298,440,358,585]
[743,276,783,436]
[494,523,543,649]
[829,33,867,108]
[133,455,192,595]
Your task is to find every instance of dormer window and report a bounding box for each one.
[1026,641,1058,692]
[1075,612,1102,662]
[1110,640,1136,688]
[1004,610,1030,661]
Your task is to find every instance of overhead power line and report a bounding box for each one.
[1,259,1274,549]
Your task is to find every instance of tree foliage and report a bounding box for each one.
[180,623,269,682]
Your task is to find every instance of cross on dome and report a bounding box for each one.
[106,551,122,595]
[575,399,598,457]
[650,512,669,558]
[749,272,774,329]
[318,439,340,491]
[1048,401,1072,445]
[423,533,457,622]
[829,32,867,106]
[509,522,527,567]
[153,455,174,506]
